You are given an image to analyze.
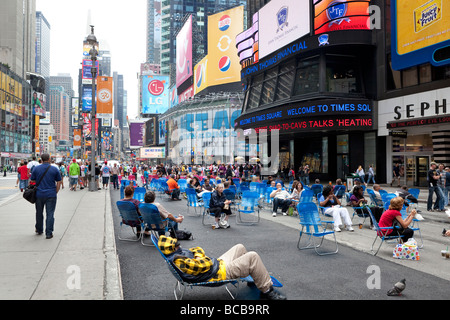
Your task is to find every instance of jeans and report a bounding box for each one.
[428,186,444,211]
[444,186,450,207]
[272,198,292,214]
[35,197,57,236]
[367,174,375,184]
[111,175,118,189]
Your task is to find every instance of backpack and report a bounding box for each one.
[171,229,193,240]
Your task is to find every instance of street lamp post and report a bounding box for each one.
[87,26,98,192]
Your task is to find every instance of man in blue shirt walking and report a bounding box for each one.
[30,153,62,239]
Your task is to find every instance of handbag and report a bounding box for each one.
[23,165,51,204]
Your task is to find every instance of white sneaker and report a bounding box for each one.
[272,212,277,217]
[334,226,341,232]
[214,222,220,229]
[282,212,287,216]
[346,225,354,232]
[445,210,450,218]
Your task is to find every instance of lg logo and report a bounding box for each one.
[148,80,165,96]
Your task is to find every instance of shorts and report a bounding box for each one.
[70,177,78,185]
[20,179,28,189]
[102,177,109,184]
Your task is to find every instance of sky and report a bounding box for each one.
[36,0,147,119]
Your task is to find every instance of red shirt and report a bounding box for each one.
[18,165,29,180]
[378,209,401,235]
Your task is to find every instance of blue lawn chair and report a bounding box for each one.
[264,187,276,207]
[186,188,203,216]
[201,192,213,226]
[311,184,323,201]
[150,234,240,300]
[296,202,338,255]
[299,189,314,203]
[178,179,187,193]
[236,191,260,225]
[139,203,173,246]
[366,206,403,256]
[133,187,146,203]
[400,205,423,249]
[334,185,346,200]
[116,201,143,242]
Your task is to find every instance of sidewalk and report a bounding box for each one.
[0,187,122,300]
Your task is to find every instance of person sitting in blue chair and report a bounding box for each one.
[143,191,184,236]
[210,184,233,229]
[157,235,286,300]
[270,183,292,217]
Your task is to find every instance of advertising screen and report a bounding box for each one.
[129,122,145,148]
[392,0,450,69]
[140,147,166,159]
[194,56,208,95]
[314,0,370,34]
[259,0,310,59]
[142,75,169,114]
[207,6,244,87]
[82,59,99,84]
[81,86,93,112]
[176,15,193,88]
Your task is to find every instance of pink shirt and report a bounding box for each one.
[378,209,401,235]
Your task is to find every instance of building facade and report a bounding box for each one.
[235,0,450,185]
[0,0,36,79]
[0,64,33,166]
[48,85,70,145]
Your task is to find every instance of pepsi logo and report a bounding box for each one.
[196,65,203,88]
[218,15,231,31]
[218,56,231,72]
[148,79,165,96]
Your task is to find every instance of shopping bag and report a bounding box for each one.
[392,238,420,260]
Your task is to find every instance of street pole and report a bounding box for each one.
[87,26,98,192]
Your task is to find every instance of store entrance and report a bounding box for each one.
[416,156,429,187]
[337,154,349,181]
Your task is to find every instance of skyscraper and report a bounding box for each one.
[48,85,70,144]
[35,11,50,78]
[113,71,125,130]
[0,0,36,78]
[146,0,161,65]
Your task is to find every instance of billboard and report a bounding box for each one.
[82,59,99,85]
[71,97,79,127]
[81,86,92,112]
[207,6,244,87]
[97,76,113,119]
[259,0,310,59]
[176,15,193,88]
[392,0,450,70]
[140,147,165,159]
[32,91,46,118]
[129,122,145,147]
[236,12,259,67]
[142,75,170,114]
[194,56,208,95]
[314,0,370,35]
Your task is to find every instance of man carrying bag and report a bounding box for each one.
[29,154,62,239]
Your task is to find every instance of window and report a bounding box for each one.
[247,74,263,109]
[293,56,319,96]
[274,61,295,101]
[260,67,278,105]
[326,55,361,94]
[402,67,418,87]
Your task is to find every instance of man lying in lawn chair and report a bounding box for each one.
[158,235,286,300]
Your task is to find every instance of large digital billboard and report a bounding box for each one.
[259,0,310,59]
[314,0,370,34]
[176,15,193,88]
[194,56,208,95]
[129,122,145,148]
[392,0,450,70]
[142,75,169,114]
[207,6,244,87]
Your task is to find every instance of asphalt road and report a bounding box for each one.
[111,188,450,301]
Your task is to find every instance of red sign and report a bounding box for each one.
[387,115,450,129]
[148,80,165,96]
